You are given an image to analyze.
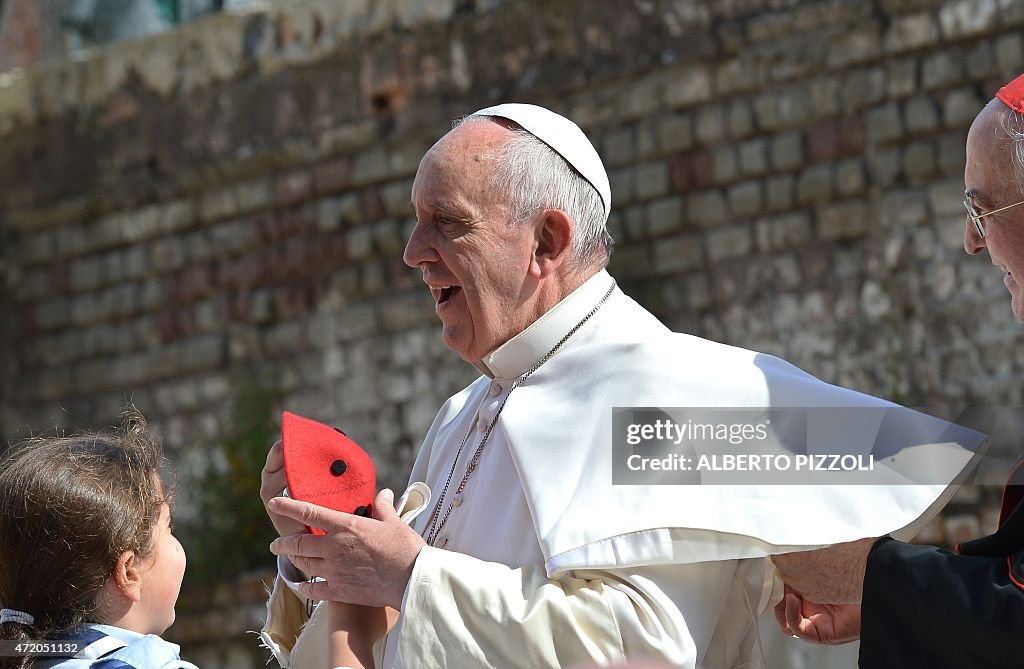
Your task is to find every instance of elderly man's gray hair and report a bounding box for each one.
[456,115,613,268]
[999,106,1024,194]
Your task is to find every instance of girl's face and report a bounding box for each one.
[134,495,186,634]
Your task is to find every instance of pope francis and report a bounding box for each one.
[258,104,981,668]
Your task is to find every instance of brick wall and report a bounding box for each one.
[2,0,1022,666]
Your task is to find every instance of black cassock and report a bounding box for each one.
[859,463,1024,668]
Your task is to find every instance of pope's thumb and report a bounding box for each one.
[373,488,396,522]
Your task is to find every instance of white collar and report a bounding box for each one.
[475,270,616,380]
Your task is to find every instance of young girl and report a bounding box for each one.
[0,408,193,669]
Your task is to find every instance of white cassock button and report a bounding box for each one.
[451,494,463,507]
[488,381,502,396]
[438,536,450,548]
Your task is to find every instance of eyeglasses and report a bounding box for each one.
[964,197,1024,238]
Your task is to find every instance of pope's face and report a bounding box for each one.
[404,122,540,362]
[964,102,1024,321]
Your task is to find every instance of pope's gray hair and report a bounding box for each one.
[456,115,613,268]
[999,106,1024,195]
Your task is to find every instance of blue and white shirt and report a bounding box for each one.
[36,624,197,669]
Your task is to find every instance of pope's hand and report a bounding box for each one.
[774,585,860,645]
[260,441,307,538]
[268,489,427,610]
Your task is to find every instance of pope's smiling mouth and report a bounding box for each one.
[435,286,459,305]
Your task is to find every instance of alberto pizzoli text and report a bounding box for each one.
[626,453,875,472]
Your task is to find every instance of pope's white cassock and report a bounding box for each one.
[261,269,983,669]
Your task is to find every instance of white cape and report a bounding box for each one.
[431,286,986,577]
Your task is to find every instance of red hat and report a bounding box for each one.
[281,411,376,535]
[996,73,1024,114]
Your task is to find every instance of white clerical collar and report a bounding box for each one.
[476,270,617,380]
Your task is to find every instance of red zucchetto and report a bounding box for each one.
[996,72,1024,114]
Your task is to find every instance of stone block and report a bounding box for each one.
[671,150,714,192]
[770,131,803,171]
[885,58,918,100]
[827,30,880,68]
[655,114,694,154]
[866,103,904,144]
[707,224,753,261]
[836,158,867,196]
[938,132,968,176]
[796,165,833,204]
[199,187,237,223]
[842,68,885,111]
[602,127,636,167]
[904,96,940,134]
[609,168,635,207]
[234,179,271,214]
[56,226,88,258]
[70,257,102,292]
[346,226,373,261]
[685,190,728,228]
[712,147,738,184]
[695,107,726,144]
[885,13,938,54]
[756,212,812,252]
[868,147,903,187]
[687,274,711,309]
[939,0,998,40]
[944,88,985,129]
[101,251,123,285]
[373,220,405,255]
[880,189,929,228]
[904,140,937,181]
[996,34,1024,79]
[716,58,760,96]
[313,158,352,195]
[620,77,665,121]
[211,221,258,255]
[647,196,684,236]
[664,66,712,109]
[23,231,56,265]
[151,238,186,273]
[727,101,754,139]
[635,162,671,201]
[860,281,893,320]
[727,181,763,218]
[351,148,391,186]
[807,76,841,118]
[381,292,434,329]
[922,52,964,90]
[928,179,966,217]
[35,298,71,331]
[966,42,996,80]
[652,234,703,273]
[15,269,50,300]
[739,139,767,176]
[140,279,165,311]
[765,174,794,212]
[621,204,646,241]
[161,199,196,234]
[381,179,414,217]
[817,200,869,241]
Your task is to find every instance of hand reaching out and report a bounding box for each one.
[774,585,861,645]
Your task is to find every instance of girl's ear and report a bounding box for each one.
[111,551,142,603]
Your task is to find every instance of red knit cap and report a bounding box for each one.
[281,411,376,535]
[996,72,1024,114]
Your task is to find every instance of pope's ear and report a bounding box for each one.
[530,209,573,278]
[110,550,143,602]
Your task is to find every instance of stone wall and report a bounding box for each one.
[2,0,1023,666]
